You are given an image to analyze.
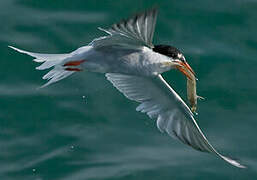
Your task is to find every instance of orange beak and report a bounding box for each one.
[176,61,195,80]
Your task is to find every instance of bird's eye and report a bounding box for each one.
[170,53,176,58]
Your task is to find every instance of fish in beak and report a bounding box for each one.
[174,59,203,113]
[176,61,195,80]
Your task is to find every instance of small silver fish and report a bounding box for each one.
[186,73,204,113]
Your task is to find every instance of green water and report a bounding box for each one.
[1,0,257,179]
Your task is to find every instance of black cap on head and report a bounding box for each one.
[153,45,183,60]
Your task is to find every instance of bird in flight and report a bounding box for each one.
[9,8,245,168]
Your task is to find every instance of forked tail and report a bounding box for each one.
[9,46,84,87]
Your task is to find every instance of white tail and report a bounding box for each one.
[9,46,77,87]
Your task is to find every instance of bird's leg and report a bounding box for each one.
[65,68,82,72]
[63,60,86,66]
[63,59,86,71]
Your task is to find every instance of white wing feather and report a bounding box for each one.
[106,73,245,168]
[90,8,158,49]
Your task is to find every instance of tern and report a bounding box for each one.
[9,8,245,168]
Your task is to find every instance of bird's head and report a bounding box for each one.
[153,45,195,79]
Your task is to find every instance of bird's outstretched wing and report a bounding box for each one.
[90,8,158,49]
[106,73,245,168]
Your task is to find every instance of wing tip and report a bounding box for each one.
[110,6,159,30]
[136,6,159,16]
[220,155,247,169]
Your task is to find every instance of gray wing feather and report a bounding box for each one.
[110,8,158,46]
[90,8,158,49]
[105,73,246,168]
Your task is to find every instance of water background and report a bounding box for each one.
[1,0,257,179]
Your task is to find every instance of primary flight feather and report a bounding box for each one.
[9,8,245,168]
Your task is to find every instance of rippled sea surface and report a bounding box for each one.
[1,0,257,179]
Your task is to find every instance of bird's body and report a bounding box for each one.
[9,8,245,168]
[69,45,172,76]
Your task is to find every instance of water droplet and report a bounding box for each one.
[82,96,87,103]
